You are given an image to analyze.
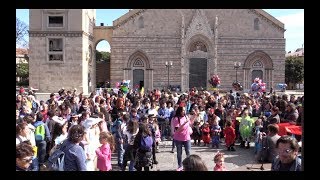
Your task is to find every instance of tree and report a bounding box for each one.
[95,50,110,62]
[16,63,29,86]
[16,17,28,48]
[285,56,304,89]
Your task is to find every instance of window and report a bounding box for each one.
[49,39,63,52]
[49,54,63,61]
[49,16,63,27]
[138,16,144,29]
[133,58,144,67]
[254,18,260,30]
[47,38,64,62]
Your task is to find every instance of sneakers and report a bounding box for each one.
[170,149,174,153]
[176,167,183,171]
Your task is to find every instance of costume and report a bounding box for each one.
[201,125,211,145]
[214,164,226,171]
[211,125,221,148]
[224,126,236,148]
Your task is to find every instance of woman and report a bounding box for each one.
[60,125,87,171]
[122,120,139,171]
[172,106,192,171]
[133,123,153,171]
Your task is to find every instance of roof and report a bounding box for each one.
[112,9,285,31]
[16,48,28,55]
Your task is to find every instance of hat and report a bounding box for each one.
[148,114,156,118]
[82,118,102,129]
[52,116,66,125]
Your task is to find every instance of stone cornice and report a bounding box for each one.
[113,9,146,29]
[29,31,94,40]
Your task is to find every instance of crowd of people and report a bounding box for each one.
[16,85,303,171]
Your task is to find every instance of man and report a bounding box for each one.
[16,142,34,171]
[271,135,301,171]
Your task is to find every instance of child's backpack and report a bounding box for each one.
[140,135,153,151]
[35,124,45,141]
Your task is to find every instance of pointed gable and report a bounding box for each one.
[185,9,214,40]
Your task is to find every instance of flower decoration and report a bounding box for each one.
[208,75,221,88]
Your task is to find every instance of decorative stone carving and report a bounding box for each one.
[185,9,214,41]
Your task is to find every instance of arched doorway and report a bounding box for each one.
[243,51,274,90]
[124,50,152,90]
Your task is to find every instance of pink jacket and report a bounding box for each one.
[95,143,112,171]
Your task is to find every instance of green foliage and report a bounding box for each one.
[16,63,29,86]
[285,56,304,86]
[16,63,29,78]
[96,50,110,62]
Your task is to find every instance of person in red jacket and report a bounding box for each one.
[201,122,211,146]
[224,120,236,151]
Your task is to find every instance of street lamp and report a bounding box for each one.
[234,62,241,83]
[165,61,173,90]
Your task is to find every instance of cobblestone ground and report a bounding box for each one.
[111,140,272,171]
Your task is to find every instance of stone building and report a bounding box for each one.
[29,9,285,94]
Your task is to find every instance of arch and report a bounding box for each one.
[185,34,213,55]
[127,50,151,69]
[243,50,273,69]
[243,50,274,90]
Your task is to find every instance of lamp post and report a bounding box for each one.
[165,61,173,90]
[234,62,241,83]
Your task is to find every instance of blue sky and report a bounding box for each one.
[16,9,304,53]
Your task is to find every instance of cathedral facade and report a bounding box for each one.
[29,9,285,94]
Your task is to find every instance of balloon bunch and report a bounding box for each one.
[251,77,266,93]
[116,80,130,94]
[208,75,221,88]
[277,83,287,92]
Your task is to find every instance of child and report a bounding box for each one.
[95,131,115,171]
[224,120,236,151]
[239,108,254,149]
[213,151,226,171]
[211,119,221,148]
[191,121,202,146]
[201,122,211,146]
[253,118,264,154]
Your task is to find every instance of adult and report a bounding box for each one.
[61,125,87,171]
[271,135,301,171]
[257,124,281,163]
[172,106,192,171]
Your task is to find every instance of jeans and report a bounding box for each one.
[30,156,39,171]
[36,140,47,165]
[116,141,124,167]
[175,139,191,168]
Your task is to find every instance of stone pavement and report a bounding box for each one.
[111,140,272,171]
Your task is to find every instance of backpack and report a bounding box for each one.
[111,119,122,134]
[35,124,45,141]
[47,144,73,171]
[140,135,153,151]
